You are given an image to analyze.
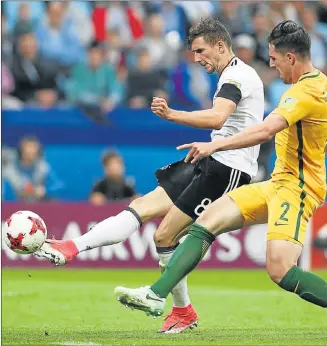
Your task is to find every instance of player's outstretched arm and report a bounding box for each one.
[151,97,236,130]
[178,113,288,163]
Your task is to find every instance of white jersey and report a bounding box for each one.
[211,57,264,178]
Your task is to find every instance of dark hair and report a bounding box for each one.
[268,20,311,58]
[101,150,122,166]
[187,17,232,50]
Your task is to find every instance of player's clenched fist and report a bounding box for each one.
[177,141,218,164]
[151,97,172,119]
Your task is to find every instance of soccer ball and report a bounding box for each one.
[3,211,47,254]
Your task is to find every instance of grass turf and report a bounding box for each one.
[2,269,327,346]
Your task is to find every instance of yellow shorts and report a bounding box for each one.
[227,180,320,246]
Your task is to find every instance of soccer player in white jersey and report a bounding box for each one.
[35,17,264,333]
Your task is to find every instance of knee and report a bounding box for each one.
[129,197,147,222]
[266,254,292,284]
[266,264,285,284]
[129,194,169,223]
[129,195,143,210]
[129,196,149,222]
[266,241,301,284]
[153,229,163,246]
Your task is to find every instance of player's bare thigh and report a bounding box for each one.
[129,186,173,223]
[195,184,269,236]
[195,195,245,236]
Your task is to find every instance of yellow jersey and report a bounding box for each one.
[271,70,327,204]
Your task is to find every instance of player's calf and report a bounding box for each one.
[154,206,195,314]
[154,225,181,248]
[154,227,175,247]
[277,265,327,308]
[153,205,192,247]
[267,240,327,308]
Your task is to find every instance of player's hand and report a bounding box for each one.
[177,142,217,164]
[151,97,172,119]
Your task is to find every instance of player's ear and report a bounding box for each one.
[286,52,296,65]
[217,41,225,54]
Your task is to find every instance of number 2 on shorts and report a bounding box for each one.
[279,202,290,222]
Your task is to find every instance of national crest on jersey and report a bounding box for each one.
[211,57,265,178]
[280,97,298,111]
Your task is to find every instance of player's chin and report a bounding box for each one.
[280,76,292,84]
[206,67,215,74]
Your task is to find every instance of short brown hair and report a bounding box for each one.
[187,17,232,50]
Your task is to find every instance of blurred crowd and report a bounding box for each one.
[2,0,327,113]
[2,139,137,204]
[3,138,64,203]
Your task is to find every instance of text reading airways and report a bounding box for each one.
[1,221,269,265]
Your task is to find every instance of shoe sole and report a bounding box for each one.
[33,243,66,266]
[161,321,198,334]
[115,288,163,318]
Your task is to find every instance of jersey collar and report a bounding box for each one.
[298,70,320,82]
[220,56,237,76]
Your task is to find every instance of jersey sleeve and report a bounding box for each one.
[220,68,252,99]
[216,83,242,105]
[273,85,312,126]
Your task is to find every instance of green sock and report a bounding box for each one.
[151,223,215,298]
[279,266,327,308]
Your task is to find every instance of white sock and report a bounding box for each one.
[158,248,191,308]
[73,209,141,253]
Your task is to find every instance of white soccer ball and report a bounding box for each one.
[3,210,47,254]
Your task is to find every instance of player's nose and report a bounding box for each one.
[194,53,201,63]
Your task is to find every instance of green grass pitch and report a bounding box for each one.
[2,268,327,346]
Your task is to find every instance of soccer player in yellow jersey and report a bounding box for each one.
[115,20,327,315]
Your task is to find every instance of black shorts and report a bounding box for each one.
[155,157,251,219]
